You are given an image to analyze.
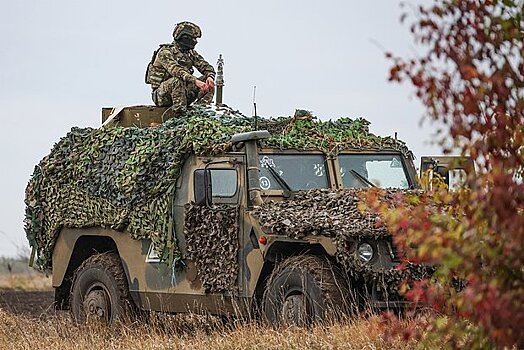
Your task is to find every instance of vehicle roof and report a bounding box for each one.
[101,105,414,158]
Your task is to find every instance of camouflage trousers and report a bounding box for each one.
[152,76,214,114]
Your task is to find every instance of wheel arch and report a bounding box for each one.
[253,240,337,301]
[53,228,136,310]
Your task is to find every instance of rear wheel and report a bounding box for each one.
[262,255,353,326]
[70,252,134,324]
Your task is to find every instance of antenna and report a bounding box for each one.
[253,86,258,130]
[216,54,224,106]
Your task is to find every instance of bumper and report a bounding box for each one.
[366,263,436,309]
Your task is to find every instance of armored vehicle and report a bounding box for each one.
[420,155,475,190]
[26,103,433,325]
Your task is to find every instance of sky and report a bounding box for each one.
[0,0,442,257]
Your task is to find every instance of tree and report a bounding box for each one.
[371,0,523,348]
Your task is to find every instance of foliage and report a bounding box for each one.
[375,0,524,348]
[25,106,410,271]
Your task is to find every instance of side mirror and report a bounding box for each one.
[194,169,212,206]
[231,130,271,144]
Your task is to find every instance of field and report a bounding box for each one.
[0,266,428,350]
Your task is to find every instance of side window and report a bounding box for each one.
[210,169,238,198]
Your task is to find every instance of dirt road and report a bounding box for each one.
[0,290,55,317]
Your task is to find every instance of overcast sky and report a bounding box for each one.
[0,0,441,257]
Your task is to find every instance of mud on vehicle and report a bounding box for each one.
[25,105,434,325]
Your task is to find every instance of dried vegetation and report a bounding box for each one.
[0,309,430,350]
[0,273,51,291]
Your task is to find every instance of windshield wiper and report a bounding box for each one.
[267,166,293,192]
[349,169,376,188]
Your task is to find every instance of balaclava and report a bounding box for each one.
[177,34,197,52]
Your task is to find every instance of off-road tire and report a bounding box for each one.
[262,255,352,327]
[70,252,134,324]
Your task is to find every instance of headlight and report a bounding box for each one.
[358,243,374,263]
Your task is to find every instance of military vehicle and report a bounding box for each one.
[420,156,475,190]
[25,61,437,325]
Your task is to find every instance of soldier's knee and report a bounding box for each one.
[152,90,172,107]
[171,76,187,89]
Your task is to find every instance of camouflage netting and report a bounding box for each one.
[25,105,413,270]
[183,204,239,293]
[257,110,413,158]
[250,188,434,296]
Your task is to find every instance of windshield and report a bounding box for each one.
[259,154,329,191]
[339,154,410,189]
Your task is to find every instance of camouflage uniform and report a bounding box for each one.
[146,23,215,114]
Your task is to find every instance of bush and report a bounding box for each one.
[372,0,523,348]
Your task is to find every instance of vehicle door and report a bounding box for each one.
[182,155,245,296]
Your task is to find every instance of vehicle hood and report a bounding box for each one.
[249,188,416,239]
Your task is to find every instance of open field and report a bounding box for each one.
[0,273,52,291]
[0,258,52,292]
[0,290,55,317]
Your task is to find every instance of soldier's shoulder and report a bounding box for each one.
[158,43,175,52]
[156,44,176,58]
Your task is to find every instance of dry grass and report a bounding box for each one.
[0,273,52,291]
[0,310,429,350]
[0,263,430,349]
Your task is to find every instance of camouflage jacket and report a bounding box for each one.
[146,43,215,89]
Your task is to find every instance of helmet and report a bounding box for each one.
[173,22,202,40]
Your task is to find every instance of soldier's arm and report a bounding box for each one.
[156,48,195,83]
[192,51,216,80]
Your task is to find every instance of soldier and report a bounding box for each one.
[146,22,215,115]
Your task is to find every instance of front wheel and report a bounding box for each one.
[262,255,353,327]
[70,252,134,324]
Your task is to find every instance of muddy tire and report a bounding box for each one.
[262,255,352,326]
[70,252,134,324]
